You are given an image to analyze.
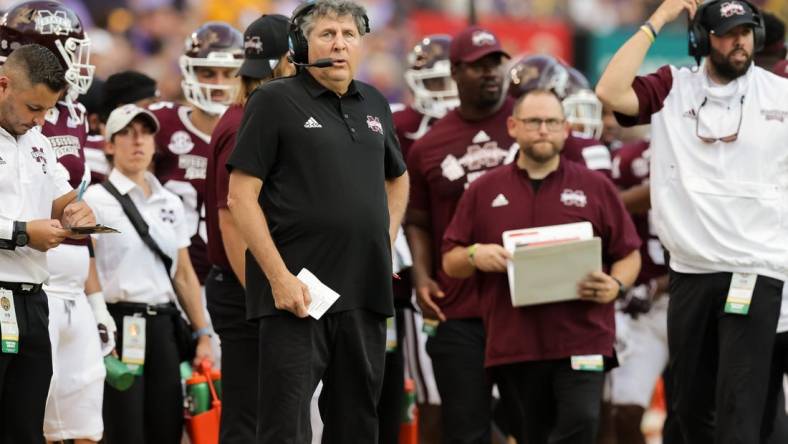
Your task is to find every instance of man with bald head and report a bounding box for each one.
[0,44,95,442]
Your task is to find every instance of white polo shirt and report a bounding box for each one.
[617,63,788,281]
[0,126,72,283]
[83,169,190,304]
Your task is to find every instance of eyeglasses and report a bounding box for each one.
[695,95,744,143]
[514,117,565,132]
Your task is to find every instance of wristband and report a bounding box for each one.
[644,21,658,39]
[192,326,212,340]
[611,276,627,299]
[639,25,655,43]
[467,243,480,266]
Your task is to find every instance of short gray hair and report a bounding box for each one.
[299,0,368,39]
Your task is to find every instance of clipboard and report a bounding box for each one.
[509,237,602,307]
[68,224,120,234]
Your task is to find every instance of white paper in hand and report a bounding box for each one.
[296,268,341,320]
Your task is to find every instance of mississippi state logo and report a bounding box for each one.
[35,10,73,35]
[168,130,194,155]
[366,115,384,135]
[471,31,496,47]
[560,189,587,207]
[160,208,176,223]
[720,2,746,18]
[30,146,47,174]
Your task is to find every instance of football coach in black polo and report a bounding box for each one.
[226,1,409,442]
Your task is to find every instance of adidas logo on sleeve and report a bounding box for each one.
[304,117,323,129]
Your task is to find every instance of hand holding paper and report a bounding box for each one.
[296,269,340,320]
[271,271,312,318]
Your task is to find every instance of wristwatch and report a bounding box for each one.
[12,221,28,247]
[611,276,628,300]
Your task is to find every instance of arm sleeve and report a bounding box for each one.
[406,143,429,212]
[382,103,407,179]
[226,88,280,181]
[614,65,674,127]
[442,185,477,253]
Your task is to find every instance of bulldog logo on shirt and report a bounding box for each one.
[366,115,384,135]
[168,130,195,155]
[560,189,587,207]
[30,146,47,174]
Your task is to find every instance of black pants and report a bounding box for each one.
[495,359,604,444]
[206,267,259,444]
[377,307,406,444]
[762,330,788,442]
[0,288,51,444]
[426,318,492,444]
[103,304,183,444]
[667,271,783,444]
[256,309,386,444]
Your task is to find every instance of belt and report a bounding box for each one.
[0,282,43,295]
[108,301,180,317]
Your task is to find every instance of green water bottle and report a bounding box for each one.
[210,369,222,400]
[104,355,135,391]
[187,374,210,415]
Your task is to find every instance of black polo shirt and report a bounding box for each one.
[227,70,407,319]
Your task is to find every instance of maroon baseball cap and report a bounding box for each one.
[449,26,510,64]
[773,59,788,78]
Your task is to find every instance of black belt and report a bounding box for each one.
[108,301,180,317]
[0,282,43,295]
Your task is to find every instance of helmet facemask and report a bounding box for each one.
[405,60,459,119]
[563,90,603,140]
[179,52,242,115]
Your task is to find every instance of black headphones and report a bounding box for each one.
[288,1,371,65]
[688,0,765,65]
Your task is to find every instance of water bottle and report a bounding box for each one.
[186,374,210,415]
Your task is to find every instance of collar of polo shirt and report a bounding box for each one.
[301,70,364,99]
[109,169,166,198]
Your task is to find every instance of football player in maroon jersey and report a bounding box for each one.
[150,21,243,284]
[0,3,110,442]
[507,54,612,176]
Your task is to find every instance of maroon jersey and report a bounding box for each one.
[393,105,437,160]
[42,101,89,247]
[407,97,516,320]
[443,160,640,367]
[205,104,242,271]
[42,102,88,188]
[562,134,612,178]
[83,134,109,184]
[149,101,212,282]
[612,139,668,284]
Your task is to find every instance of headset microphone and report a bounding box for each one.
[291,58,335,68]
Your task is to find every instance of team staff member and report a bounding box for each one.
[596,0,788,442]
[227,1,408,441]
[205,13,294,444]
[442,89,641,444]
[405,25,512,443]
[0,44,94,443]
[83,105,213,444]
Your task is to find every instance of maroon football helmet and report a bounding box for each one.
[179,21,244,115]
[507,54,602,139]
[404,34,458,118]
[0,1,94,98]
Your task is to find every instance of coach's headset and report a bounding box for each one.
[688,0,765,65]
[288,0,371,66]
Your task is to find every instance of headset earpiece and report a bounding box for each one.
[287,1,371,66]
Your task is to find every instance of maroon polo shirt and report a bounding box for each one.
[407,97,516,320]
[443,160,640,367]
[205,104,243,271]
[612,139,668,284]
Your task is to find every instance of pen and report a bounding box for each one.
[76,180,87,202]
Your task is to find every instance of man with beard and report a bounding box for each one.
[596,1,788,443]
[405,25,513,443]
[442,89,641,444]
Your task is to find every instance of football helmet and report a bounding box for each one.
[179,21,243,115]
[507,54,602,139]
[404,34,458,119]
[0,1,95,101]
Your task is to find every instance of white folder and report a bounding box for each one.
[506,235,602,307]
